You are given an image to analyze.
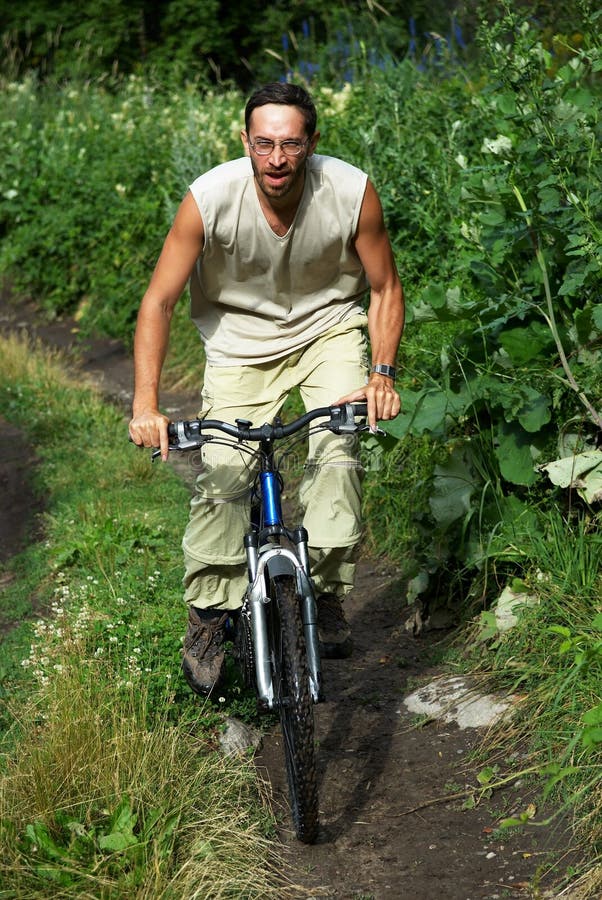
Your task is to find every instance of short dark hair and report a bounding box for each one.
[244,82,317,136]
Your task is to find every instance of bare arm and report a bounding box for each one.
[336,179,405,428]
[129,191,205,460]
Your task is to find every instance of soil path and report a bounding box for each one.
[0,294,569,899]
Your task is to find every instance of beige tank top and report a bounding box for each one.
[188,154,368,365]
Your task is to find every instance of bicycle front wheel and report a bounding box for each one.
[270,573,319,844]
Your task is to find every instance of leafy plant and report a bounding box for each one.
[376,5,602,607]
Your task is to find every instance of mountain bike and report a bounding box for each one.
[157,401,369,844]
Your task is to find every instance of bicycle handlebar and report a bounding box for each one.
[165,402,369,454]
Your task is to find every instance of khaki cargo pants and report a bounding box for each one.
[182,314,368,611]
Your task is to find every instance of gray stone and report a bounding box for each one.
[402,676,514,730]
[218,716,263,755]
[494,584,538,632]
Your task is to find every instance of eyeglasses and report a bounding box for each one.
[248,137,309,157]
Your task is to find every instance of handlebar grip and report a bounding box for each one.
[348,401,368,417]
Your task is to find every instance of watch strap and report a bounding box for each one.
[371,363,397,381]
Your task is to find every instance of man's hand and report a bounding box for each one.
[335,373,400,431]
[129,410,171,462]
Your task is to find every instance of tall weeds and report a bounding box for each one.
[1,659,286,898]
[0,334,293,897]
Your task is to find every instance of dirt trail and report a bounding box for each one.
[0,293,570,899]
[260,578,570,899]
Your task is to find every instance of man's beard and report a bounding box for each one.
[251,156,305,202]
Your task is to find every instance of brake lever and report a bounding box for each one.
[150,434,212,462]
[359,424,387,436]
[151,445,184,461]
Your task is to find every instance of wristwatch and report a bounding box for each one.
[371,364,397,381]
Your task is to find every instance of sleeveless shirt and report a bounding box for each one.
[188,154,369,365]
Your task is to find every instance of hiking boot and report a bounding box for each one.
[182,606,228,695]
[317,593,353,659]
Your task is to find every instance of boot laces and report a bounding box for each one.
[187,612,228,659]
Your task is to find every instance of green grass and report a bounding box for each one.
[1,669,285,898]
[0,333,295,897]
[461,509,602,891]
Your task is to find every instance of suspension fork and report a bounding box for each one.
[243,437,322,705]
[292,526,322,702]
[243,542,322,706]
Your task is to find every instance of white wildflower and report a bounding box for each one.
[481,134,513,156]
[330,82,351,114]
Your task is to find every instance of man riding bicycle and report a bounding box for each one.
[128,82,405,695]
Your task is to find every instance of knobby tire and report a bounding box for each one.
[270,574,319,844]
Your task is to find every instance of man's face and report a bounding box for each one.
[242,104,319,204]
